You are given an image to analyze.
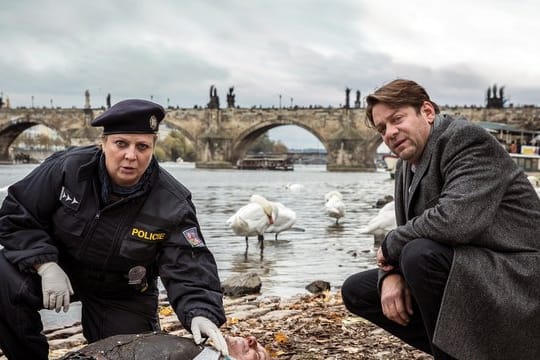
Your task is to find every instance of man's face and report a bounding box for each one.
[102,133,155,187]
[373,101,435,165]
[226,336,269,360]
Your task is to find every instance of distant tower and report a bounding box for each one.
[486,84,505,108]
[344,87,351,109]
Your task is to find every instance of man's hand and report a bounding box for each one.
[380,273,413,326]
[191,316,229,356]
[36,262,74,312]
[376,247,395,272]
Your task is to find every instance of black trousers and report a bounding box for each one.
[0,251,160,360]
[342,238,456,360]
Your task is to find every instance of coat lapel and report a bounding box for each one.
[406,115,446,217]
[402,161,413,220]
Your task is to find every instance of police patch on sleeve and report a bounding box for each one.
[182,227,205,247]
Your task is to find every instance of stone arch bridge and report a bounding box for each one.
[0,106,538,170]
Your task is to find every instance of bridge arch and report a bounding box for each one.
[231,119,326,164]
[365,133,385,157]
[185,108,380,171]
[0,115,75,161]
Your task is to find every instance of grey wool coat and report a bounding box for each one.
[384,115,540,359]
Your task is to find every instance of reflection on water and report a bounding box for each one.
[0,163,395,327]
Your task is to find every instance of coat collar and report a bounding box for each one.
[77,146,101,182]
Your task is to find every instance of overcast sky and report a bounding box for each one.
[1,0,539,148]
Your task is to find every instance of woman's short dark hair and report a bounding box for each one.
[365,79,440,128]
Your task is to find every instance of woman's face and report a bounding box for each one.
[226,336,269,360]
[101,133,155,186]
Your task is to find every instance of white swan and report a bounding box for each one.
[360,200,396,244]
[226,194,275,248]
[265,200,299,240]
[324,190,345,224]
[286,183,305,192]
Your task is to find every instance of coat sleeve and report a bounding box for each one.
[157,196,226,330]
[383,123,518,263]
[0,154,64,271]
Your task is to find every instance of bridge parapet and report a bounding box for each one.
[441,106,540,130]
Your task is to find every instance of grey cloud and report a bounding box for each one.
[2,0,539,110]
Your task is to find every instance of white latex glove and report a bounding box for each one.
[191,316,229,356]
[36,262,74,313]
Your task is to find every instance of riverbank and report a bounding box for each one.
[0,291,431,360]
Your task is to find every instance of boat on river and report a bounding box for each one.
[236,154,294,171]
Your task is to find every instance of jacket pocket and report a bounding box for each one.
[52,208,87,255]
[53,207,87,237]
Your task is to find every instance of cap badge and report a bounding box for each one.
[149,115,158,130]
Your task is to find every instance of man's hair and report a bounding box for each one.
[365,79,440,128]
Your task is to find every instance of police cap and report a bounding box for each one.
[91,99,165,135]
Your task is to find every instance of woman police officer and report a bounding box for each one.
[0,99,228,359]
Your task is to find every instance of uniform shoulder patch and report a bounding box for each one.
[182,227,205,247]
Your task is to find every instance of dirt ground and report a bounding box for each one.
[220,292,432,360]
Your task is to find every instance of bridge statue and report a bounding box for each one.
[207,85,220,109]
[84,90,91,109]
[226,87,236,108]
[354,90,361,108]
[345,87,351,109]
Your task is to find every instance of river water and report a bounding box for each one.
[0,162,395,328]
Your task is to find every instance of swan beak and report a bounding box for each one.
[267,214,274,224]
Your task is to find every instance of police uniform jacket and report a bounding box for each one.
[0,145,226,329]
[382,115,540,359]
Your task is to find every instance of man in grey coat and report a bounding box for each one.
[341,79,540,359]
